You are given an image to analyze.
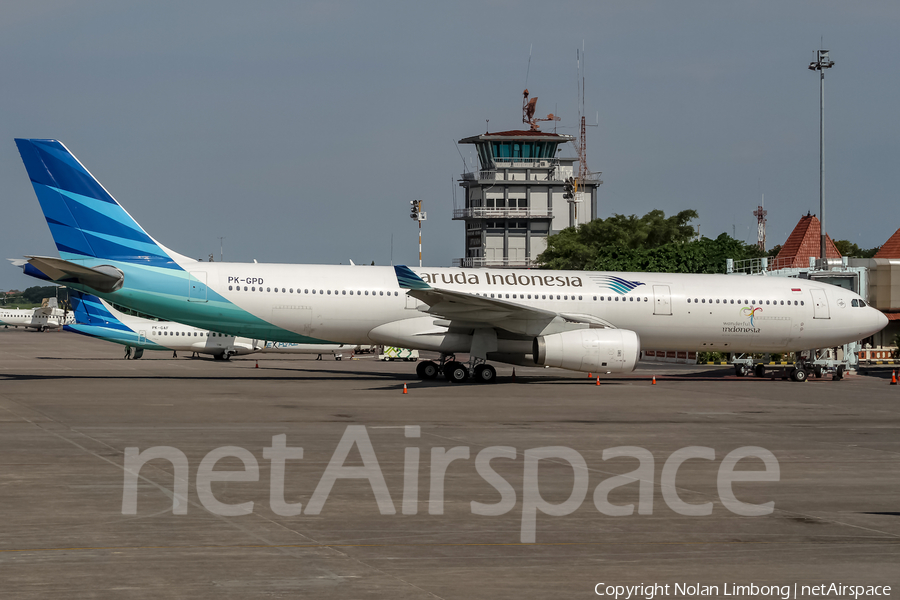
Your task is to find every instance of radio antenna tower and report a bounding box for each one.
[575,43,600,222]
[753,195,767,252]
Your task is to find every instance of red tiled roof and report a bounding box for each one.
[874,228,900,259]
[884,312,900,321]
[774,214,841,269]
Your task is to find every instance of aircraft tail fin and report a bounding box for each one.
[15,139,191,269]
[68,290,127,328]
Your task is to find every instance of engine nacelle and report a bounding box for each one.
[533,329,640,373]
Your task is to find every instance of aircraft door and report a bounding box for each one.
[138,330,146,344]
[810,288,830,319]
[189,272,208,302]
[653,285,672,315]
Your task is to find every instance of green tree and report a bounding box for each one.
[833,240,880,258]
[538,210,762,273]
[21,285,66,304]
[539,209,699,270]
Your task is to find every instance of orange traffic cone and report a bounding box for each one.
[403,383,408,394]
[651,376,657,385]
[596,377,600,386]
[588,372,592,378]
[891,371,897,385]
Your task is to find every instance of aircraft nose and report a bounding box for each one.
[873,309,889,332]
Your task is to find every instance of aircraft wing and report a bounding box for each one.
[394,266,612,337]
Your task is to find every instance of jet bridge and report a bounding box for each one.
[728,256,870,378]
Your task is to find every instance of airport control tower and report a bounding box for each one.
[453,91,601,268]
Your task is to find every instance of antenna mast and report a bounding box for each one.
[577,46,588,187]
[753,195,767,252]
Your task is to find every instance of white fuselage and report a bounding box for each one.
[170,263,885,355]
[0,307,73,331]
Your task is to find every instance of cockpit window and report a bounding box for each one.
[851,299,859,307]
[859,299,867,307]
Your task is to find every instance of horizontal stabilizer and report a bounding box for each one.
[25,255,124,293]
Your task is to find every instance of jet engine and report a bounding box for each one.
[533,329,640,374]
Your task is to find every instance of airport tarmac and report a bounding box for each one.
[1,328,898,599]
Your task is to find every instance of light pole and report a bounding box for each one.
[409,200,426,267]
[809,49,834,269]
[218,236,225,262]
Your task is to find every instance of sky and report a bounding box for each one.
[2,1,898,292]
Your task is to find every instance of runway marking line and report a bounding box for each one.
[2,538,897,554]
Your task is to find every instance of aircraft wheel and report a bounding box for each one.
[444,361,468,383]
[416,360,439,380]
[813,366,824,378]
[473,364,497,383]
[835,365,845,380]
[790,368,808,383]
[754,364,765,378]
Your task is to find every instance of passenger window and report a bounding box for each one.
[305,289,309,294]
[365,291,369,295]
[716,299,719,304]
[702,299,705,303]
[320,290,324,294]
[629,297,633,302]
[289,288,293,293]
[251,286,256,292]
[615,297,619,302]
[801,301,804,305]
[267,287,270,292]
[687,298,691,303]
[228,285,233,291]
[542,295,546,300]
[505,294,510,299]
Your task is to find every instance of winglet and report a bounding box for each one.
[394,265,431,290]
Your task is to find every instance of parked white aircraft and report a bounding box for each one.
[0,299,73,331]
[15,139,888,382]
[65,291,349,360]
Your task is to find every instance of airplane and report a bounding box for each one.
[14,138,888,383]
[64,290,350,360]
[0,298,74,331]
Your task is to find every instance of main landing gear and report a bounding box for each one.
[416,354,497,384]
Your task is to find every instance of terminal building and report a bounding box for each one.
[733,214,900,362]
[453,129,600,268]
